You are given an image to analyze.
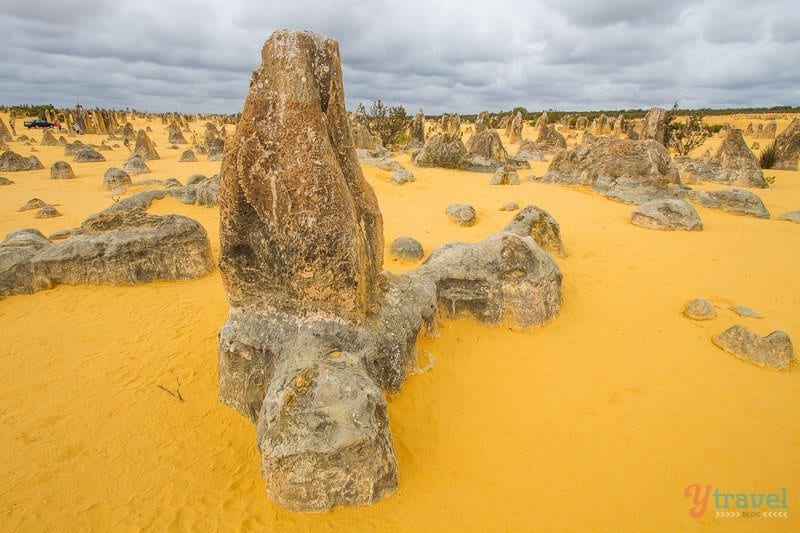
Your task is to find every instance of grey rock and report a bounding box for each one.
[0,151,44,172]
[391,169,414,185]
[50,161,75,180]
[206,138,224,161]
[778,211,800,223]
[74,147,106,162]
[179,149,197,162]
[35,206,61,219]
[389,236,424,260]
[194,174,219,207]
[446,203,477,226]
[683,298,716,320]
[123,154,151,175]
[18,198,48,211]
[414,133,469,169]
[500,202,520,211]
[712,325,794,370]
[630,199,703,231]
[103,167,132,189]
[515,139,546,161]
[503,205,565,256]
[685,189,770,219]
[102,189,169,213]
[730,305,762,318]
[489,167,520,185]
[0,177,13,185]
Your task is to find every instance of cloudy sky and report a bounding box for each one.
[1,0,798,115]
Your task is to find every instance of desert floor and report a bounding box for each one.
[1,113,798,531]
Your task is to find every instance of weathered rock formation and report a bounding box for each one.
[123,154,151,175]
[772,118,800,170]
[168,123,188,144]
[389,236,424,260]
[133,129,160,160]
[0,151,44,172]
[103,167,132,189]
[216,30,563,512]
[464,129,530,171]
[515,139,545,161]
[0,210,213,300]
[446,203,477,226]
[535,125,567,155]
[674,129,767,188]
[640,107,668,146]
[408,108,425,147]
[712,325,794,370]
[683,298,716,320]
[489,166,520,185]
[630,199,703,231]
[475,111,491,133]
[74,147,105,162]
[503,205,565,257]
[508,111,523,144]
[50,161,75,179]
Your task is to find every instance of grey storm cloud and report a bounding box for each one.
[0,0,798,114]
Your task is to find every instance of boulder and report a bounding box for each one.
[777,210,800,223]
[446,203,477,226]
[630,200,703,231]
[685,189,770,219]
[503,205,565,256]
[730,305,762,318]
[74,147,105,162]
[391,169,414,185]
[123,154,151,175]
[772,118,800,170]
[389,236,424,260]
[500,202,519,211]
[194,175,219,207]
[475,111,491,133]
[0,151,44,172]
[34,206,61,218]
[50,161,75,179]
[41,130,58,146]
[489,166,520,185]
[179,149,198,162]
[64,141,88,156]
[18,198,48,211]
[0,210,213,299]
[103,167,132,189]
[683,298,716,320]
[515,139,546,161]
[712,325,794,370]
[465,129,530,171]
[0,177,13,185]
[133,129,160,160]
[414,133,469,169]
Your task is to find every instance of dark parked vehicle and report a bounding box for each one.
[24,119,53,129]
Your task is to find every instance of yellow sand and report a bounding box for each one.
[1,114,799,531]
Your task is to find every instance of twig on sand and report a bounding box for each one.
[156,377,184,402]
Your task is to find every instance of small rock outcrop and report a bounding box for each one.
[730,305,762,318]
[712,325,794,370]
[0,151,44,172]
[777,211,800,223]
[630,200,703,231]
[414,133,469,170]
[515,139,545,161]
[103,167,132,189]
[489,166,519,185]
[675,129,767,188]
[50,161,75,179]
[389,236,424,260]
[640,107,668,146]
[168,123,188,144]
[535,125,567,155]
[34,206,61,218]
[446,203,477,226]
[683,298,716,320]
[123,154,151,175]
[132,129,160,160]
[391,169,414,185]
[772,118,800,170]
[0,210,213,299]
[74,147,105,162]
[179,149,197,162]
[503,205,565,256]
[465,129,529,171]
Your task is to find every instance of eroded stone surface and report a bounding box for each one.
[712,325,794,369]
[630,200,703,231]
[683,298,716,320]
